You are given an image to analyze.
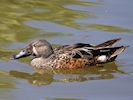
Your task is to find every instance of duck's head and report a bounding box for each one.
[12,40,53,59]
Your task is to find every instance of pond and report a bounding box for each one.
[0,0,133,100]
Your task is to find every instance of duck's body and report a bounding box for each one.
[13,38,128,71]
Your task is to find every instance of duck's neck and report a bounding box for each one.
[42,49,54,58]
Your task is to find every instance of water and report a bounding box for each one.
[0,0,133,100]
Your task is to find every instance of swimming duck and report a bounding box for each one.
[12,38,128,71]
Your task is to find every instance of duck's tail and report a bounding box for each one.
[110,46,129,58]
[95,38,121,48]
[94,46,129,62]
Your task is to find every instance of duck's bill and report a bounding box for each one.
[12,50,31,59]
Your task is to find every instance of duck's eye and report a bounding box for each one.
[27,50,32,54]
[27,51,31,54]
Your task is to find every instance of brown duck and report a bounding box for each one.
[13,38,128,71]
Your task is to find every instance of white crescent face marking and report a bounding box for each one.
[97,55,107,62]
[33,46,38,55]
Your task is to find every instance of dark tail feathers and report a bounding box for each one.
[93,46,129,62]
[95,38,121,48]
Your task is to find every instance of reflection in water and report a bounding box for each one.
[0,0,131,47]
[9,62,127,86]
[87,24,131,33]
[0,0,98,46]
[0,49,19,60]
[0,70,15,88]
[10,71,53,86]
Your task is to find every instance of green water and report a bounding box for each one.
[0,0,133,100]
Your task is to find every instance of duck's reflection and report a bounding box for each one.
[9,62,126,86]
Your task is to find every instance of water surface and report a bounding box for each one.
[0,0,133,100]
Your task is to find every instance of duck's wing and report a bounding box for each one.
[95,38,121,48]
[56,44,128,62]
[55,38,121,51]
[55,43,93,58]
[68,38,121,49]
[53,44,95,68]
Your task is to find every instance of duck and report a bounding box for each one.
[12,38,128,71]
